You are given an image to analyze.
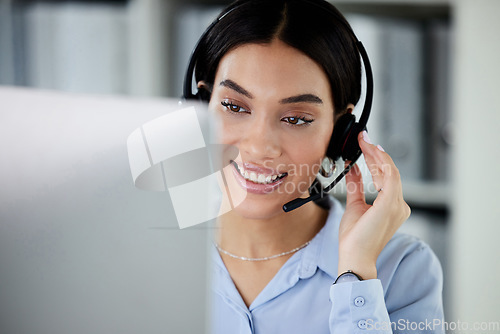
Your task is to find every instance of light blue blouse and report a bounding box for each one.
[210,197,444,333]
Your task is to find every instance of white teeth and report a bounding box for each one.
[249,172,258,182]
[242,169,285,184]
[233,162,286,184]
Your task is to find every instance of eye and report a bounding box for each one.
[221,100,248,113]
[282,116,313,126]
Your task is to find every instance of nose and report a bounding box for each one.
[240,114,281,160]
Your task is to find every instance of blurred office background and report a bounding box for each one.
[1,0,500,332]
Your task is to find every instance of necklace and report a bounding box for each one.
[214,237,314,262]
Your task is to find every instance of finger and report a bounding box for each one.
[357,131,402,197]
[344,162,365,206]
[357,131,410,224]
[357,131,384,191]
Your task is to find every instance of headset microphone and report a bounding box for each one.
[282,158,359,212]
[282,41,374,212]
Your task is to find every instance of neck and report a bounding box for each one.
[216,201,328,260]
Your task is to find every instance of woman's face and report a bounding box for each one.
[207,39,335,219]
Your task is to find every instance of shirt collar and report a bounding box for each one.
[297,196,343,281]
[210,196,344,310]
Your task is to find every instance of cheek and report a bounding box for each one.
[287,144,324,177]
[283,127,333,177]
[209,100,232,144]
[216,118,240,146]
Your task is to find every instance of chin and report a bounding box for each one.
[229,194,287,220]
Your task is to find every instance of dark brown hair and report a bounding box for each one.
[194,0,362,114]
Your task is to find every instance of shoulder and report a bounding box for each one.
[376,232,443,311]
[381,232,433,262]
[377,232,442,281]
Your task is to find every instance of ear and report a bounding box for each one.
[345,103,355,114]
[197,80,208,89]
[334,103,355,122]
[196,81,213,102]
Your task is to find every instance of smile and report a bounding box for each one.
[230,161,288,185]
[228,160,288,195]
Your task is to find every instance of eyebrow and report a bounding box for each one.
[219,79,323,105]
[219,80,253,99]
[279,94,323,105]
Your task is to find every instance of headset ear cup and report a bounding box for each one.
[327,113,356,161]
[341,122,364,161]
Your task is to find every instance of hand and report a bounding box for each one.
[337,131,411,280]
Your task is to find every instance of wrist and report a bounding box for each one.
[334,270,363,284]
[338,260,377,280]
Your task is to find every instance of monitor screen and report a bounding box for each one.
[0,87,212,334]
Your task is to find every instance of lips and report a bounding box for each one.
[229,160,288,194]
[231,161,287,184]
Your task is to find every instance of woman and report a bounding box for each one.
[187,0,444,332]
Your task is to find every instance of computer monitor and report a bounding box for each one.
[0,87,212,334]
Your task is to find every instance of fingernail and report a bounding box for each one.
[362,130,373,144]
[377,144,385,152]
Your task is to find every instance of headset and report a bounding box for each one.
[183,0,373,213]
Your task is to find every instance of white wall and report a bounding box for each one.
[450,0,500,325]
[127,0,173,96]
